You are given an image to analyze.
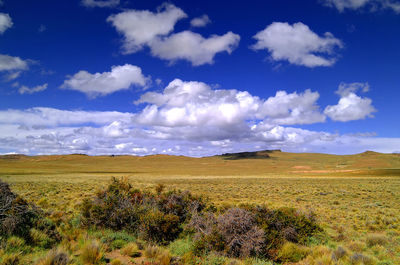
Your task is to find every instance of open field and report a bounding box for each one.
[1,150,400,264]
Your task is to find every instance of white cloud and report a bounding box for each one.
[18,83,48,94]
[0,107,134,127]
[190,15,211,27]
[324,83,376,121]
[252,22,343,67]
[81,0,119,8]
[0,54,28,72]
[0,79,391,156]
[323,0,400,13]
[0,13,12,34]
[258,90,326,125]
[107,3,187,53]
[335,82,369,96]
[61,64,150,98]
[134,79,324,139]
[149,31,240,66]
[5,71,21,81]
[108,4,240,65]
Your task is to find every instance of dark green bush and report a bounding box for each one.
[80,177,206,244]
[139,210,181,244]
[0,180,40,240]
[0,180,59,247]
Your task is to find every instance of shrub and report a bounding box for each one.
[277,242,310,263]
[0,180,59,247]
[81,177,206,244]
[252,206,322,246]
[188,205,320,259]
[111,239,126,250]
[0,180,40,240]
[139,210,181,244]
[120,242,141,257]
[35,248,69,265]
[169,237,193,256]
[217,208,265,257]
[80,240,103,265]
[5,237,26,253]
[30,229,53,249]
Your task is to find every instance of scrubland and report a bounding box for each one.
[1,150,399,264]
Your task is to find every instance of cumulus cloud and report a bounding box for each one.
[258,90,326,125]
[107,4,240,65]
[323,0,400,13]
[324,82,376,121]
[0,13,12,34]
[61,64,150,98]
[107,3,187,53]
[149,31,240,66]
[81,0,119,8]
[134,79,324,140]
[0,54,28,72]
[18,83,48,94]
[252,22,343,67]
[190,15,211,27]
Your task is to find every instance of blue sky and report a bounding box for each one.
[0,0,399,156]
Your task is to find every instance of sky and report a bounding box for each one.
[0,0,399,156]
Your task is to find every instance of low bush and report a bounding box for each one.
[5,237,26,253]
[81,177,207,244]
[168,237,193,256]
[188,205,321,260]
[0,180,59,248]
[139,210,181,244]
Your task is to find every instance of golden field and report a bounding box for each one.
[1,150,400,264]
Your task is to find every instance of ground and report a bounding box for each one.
[1,150,400,264]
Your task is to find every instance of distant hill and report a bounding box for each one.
[0,150,399,177]
[219,150,280,160]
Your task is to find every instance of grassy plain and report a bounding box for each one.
[1,150,400,264]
